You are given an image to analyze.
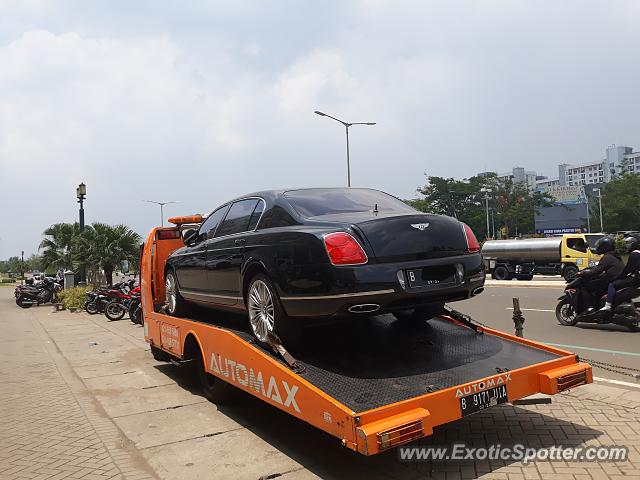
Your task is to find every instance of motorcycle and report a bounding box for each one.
[556,276,640,331]
[85,280,135,315]
[14,277,62,308]
[103,281,140,321]
[127,291,143,325]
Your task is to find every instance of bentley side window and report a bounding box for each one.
[215,199,260,237]
[247,200,265,231]
[198,206,228,240]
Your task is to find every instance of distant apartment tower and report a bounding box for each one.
[498,167,538,189]
[559,145,640,186]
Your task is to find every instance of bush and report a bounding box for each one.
[1,278,15,283]
[58,286,92,310]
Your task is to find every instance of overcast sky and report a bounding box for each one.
[1,0,639,258]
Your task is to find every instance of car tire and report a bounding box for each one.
[563,266,579,282]
[247,273,301,346]
[492,266,512,281]
[555,298,578,326]
[165,271,188,317]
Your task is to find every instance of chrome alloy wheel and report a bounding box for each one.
[166,274,177,313]
[248,280,275,342]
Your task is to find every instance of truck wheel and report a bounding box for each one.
[516,274,534,281]
[563,266,579,282]
[150,345,171,361]
[555,298,578,326]
[247,274,301,346]
[195,352,235,404]
[492,266,512,281]
[165,271,188,317]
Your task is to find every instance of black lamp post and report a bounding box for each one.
[76,183,86,283]
[76,183,86,232]
[314,110,376,187]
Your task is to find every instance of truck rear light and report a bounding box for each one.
[323,232,368,266]
[377,419,424,451]
[156,230,181,240]
[556,369,588,391]
[462,223,480,253]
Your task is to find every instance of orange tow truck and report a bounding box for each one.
[141,217,592,456]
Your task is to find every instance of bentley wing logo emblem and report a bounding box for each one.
[411,223,430,231]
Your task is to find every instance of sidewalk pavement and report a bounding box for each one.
[1,288,639,480]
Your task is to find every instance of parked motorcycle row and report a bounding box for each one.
[84,279,143,325]
[14,276,63,308]
[13,275,143,326]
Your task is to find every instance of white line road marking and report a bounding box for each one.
[505,307,555,313]
[593,376,640,389]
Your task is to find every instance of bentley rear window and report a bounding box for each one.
[284,188,415,218]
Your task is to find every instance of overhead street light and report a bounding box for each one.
[314,110,376,187]
[481,188,492,239]
[593,188,604,233]
[145,200,178,227]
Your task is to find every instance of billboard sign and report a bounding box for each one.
[542,185,585,205]
[535,227,584,236]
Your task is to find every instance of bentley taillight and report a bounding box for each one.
[323,232,368,266]
[462,223,481,253]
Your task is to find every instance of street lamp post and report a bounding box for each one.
[314,111,376,187]
[481,188,492,239]
[145,200,178,227]
[76,183,87,283]
[593,188,604,232]
[76,183,86,232]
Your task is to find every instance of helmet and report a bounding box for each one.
[595,236,616,255]
[623,233,640,253]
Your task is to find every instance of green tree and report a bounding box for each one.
[600,173,640,232]
[75,223,141,285]
[409,173,551,238]
[39,223,82,272]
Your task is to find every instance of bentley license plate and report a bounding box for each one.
[460,385,508,416]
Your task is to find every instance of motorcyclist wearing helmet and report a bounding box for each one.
[600,233,640,312]
[576,236,624,312]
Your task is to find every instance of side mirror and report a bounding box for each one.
[183,229,198,246]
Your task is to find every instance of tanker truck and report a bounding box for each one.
[482,233,604,281]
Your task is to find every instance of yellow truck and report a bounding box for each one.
[482,233,604,281]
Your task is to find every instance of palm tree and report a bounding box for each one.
[77,223,141,285]
[39,223,82,272]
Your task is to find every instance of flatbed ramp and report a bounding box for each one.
[197,313,560,412]
[141,226,593,455]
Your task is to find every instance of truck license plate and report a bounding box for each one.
[460,385,508,416]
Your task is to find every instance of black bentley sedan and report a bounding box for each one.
[165,188,485,343]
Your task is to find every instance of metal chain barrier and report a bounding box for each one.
[581,357,640,380]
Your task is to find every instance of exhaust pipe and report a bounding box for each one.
[348,304,380,314]
[471,287,485,297]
